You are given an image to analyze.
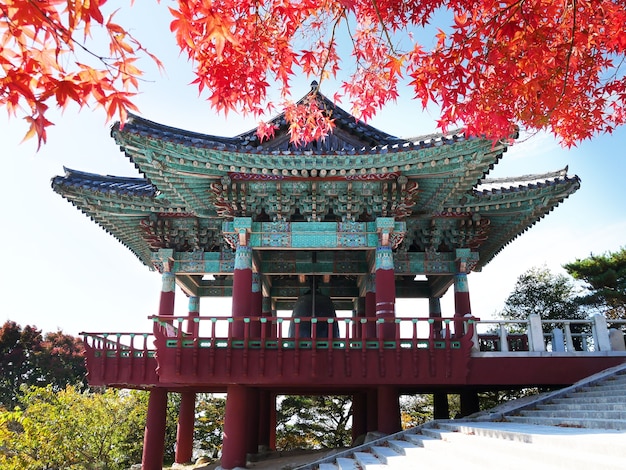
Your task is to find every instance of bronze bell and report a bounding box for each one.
[289,286,340,339]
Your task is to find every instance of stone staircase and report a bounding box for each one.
[296,363,626,470]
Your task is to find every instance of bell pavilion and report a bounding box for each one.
[52,85,623,469]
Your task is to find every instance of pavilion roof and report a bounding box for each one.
[51,86,580,287]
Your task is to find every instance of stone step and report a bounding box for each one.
[565,389,626,398]
[584,382,626,391]
[353,451,387,469]
[318,464,338,470]
[386,438,423,458]
[537,402,626,411]
[550,395,626,405]
[335,457,360,470]
[505,415,626,430]
[519,409,626,420]
[430,422,626,468]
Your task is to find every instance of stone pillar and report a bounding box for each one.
[377,385,401,434]
[433,392,450,419]
[592,314,611,351]
[186,296,199,336]
[142,388,168,470]
[351,392,367,443]
[232,219,252,338]
[365,275,377,338]
[528,313,546,352]
[375,223,396,340]
[175,391,196,464]
[221,384,249,469]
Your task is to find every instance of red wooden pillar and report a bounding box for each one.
[268,392,277,450]
[142,387,168,470]
[351,392,367,443]
[250,272,262,337]
[454,249,472,338]
[366,388,378,432]
[143,267,175,469]
[258,390,271,452]
[261,295,273,339]
[186,295,200,336]
[246,388,260,455]
[377,385,401,434]
[232,244,252,339]
[429,296,443,339]
[175,391,196,464]
[222,384,249,469]
[375,245,396,340]
[353,297,366,338]
[159,271,176,317]
[365,275,376,338]
[433,392,450,420]
[453,249,472,318]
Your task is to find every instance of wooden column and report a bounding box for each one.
[351,392,367,443]
[377,385,401,434]
[143,264,175,469]
[222,384,249,469]
[375,245,396,340]
[353,297,366,338]
[454,249,472,338]
[232,244,252,338]
[261,295,274,340]
[159,271,176,318]
[142,388,168,470]
[250,272,262,337]
[365,274,377,338]
[460,390,480,417]
[186,296,199,336]
[257,390,271,452]
[175,391,196,464]
[366,388,378,432]
[453,249,472,318]
[433,392,450,420]
[429,296,443,338]
[246,388,260,455]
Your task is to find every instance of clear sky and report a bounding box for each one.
[1,3,625,336]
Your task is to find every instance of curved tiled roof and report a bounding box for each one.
[51,167,156,197]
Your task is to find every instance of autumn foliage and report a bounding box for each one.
[2,0,626,147]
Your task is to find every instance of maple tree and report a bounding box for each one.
[2,0,625,147]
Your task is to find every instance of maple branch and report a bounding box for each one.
[370,0,398,55]
[21,0,150,83]
[314,10,344,91]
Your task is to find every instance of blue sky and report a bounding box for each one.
[1,3,625,336]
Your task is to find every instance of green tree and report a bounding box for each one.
[501,266,584,324]
[276,395,352,451]
[0,321,87,409]
[564,248,626,320]
[0,386,179,469]
[194,393,226,459]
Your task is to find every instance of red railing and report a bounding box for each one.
[81,332,159,387]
